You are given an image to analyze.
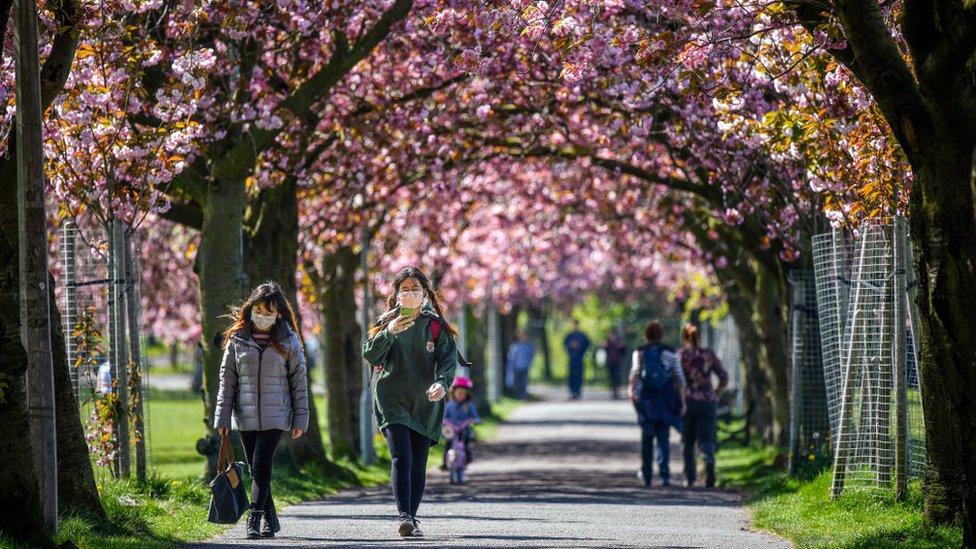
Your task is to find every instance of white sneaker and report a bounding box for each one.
[398,515,415,537]
[411,518,424,537]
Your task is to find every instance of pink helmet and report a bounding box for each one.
[452,376,473,389]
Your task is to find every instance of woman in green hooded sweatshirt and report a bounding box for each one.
[363,267,458,538]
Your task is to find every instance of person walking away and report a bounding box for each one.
[629,320,685,487]
[679,324,728,488]
[214,282,309,539]
[506,329,536,400]
[563,320,591,400]
[363,267,458,538]
[441,376,481,473]
[602,330,627,399]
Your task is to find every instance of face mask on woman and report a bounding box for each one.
[251,311,277,331]
[398,288,425,309]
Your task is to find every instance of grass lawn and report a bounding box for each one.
[7,389,523,549]
[717,444,963,548]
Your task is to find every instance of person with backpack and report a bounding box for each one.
[628,320,685,487]
[363,267,458,538]
[679,323,728,488]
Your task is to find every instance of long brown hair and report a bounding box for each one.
[222,281,304,357]
[367,267,458,339]
[681,323,700,348]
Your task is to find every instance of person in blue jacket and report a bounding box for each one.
[563,319,591,400]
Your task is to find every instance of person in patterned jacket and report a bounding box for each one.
[678,324,728,488]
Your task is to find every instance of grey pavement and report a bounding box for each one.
[190,386,789,548]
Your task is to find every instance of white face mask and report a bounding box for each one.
[398,289,424,309]
[251,311,277,331]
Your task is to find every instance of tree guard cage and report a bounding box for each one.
[787,268,829,474]
[811,219,925,499]
[60,219,151,482]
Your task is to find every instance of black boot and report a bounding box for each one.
[262,497,280,537]
[705,462,716,488]
[245,509,263,539]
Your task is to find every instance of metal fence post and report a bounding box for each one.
[124,229,147,481]
[109,219,131,477]
[358,231,376,465]
[893,218,909,500]
[61,221,80,399]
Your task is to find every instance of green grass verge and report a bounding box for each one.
[19,391,522,549]
[717,444,963,548]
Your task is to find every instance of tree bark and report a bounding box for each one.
[316,246,363,461]
[752,263,791,449]
[909,148,976,537]
[243,178,331,469]
[499,305,520,396]
[197,176,247,479]
[464,304,491,415]
[526,302,552,381]
[718,269,773,444]
[0,231,45,542]
[48,275,104,517]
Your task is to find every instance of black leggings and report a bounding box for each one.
[383,424,431,518]
[239,429,284,512]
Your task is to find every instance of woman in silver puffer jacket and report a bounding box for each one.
[214,282,309,539]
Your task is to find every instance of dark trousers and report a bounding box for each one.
[641,421,671,484]
[607,361,623,398]
[682,400,717,484]
[513,368,530,400]
[239,429,284,512]
[568,360,584,397]
[383,424,431,518]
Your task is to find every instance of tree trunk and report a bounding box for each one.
[464,304,491,415]
[0,231,45,542]
[753,264,791,449]
[243,177,331,470]
[909,147,976,540]
[527,302,551,381]
[197,176,247,479]
[317,246,363,461]
[47,275,104,517]
[722,276,774,444]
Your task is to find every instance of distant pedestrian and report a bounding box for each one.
[629,320,685,487]
[214,282,309,539]
[191,341,204,394]
[602,330,627,399]
[679,324,728,488]
[363,267,458,538]
[563,320,591,399]
[506,329,535,400]
[95,359,113,394]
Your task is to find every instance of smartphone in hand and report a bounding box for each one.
[400,306,415,318]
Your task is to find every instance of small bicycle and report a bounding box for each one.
[442,419,474,485]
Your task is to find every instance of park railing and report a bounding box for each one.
[59,219,151,483]
[805,218,926,500]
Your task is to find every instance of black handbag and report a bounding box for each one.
[207,432,249,524]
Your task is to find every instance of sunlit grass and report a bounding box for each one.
[717,444,963,548]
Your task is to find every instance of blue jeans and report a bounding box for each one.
[682,400,717,484]
[568,360,584,397]
[641,421,670,484]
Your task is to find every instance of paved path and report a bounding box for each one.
[191,389,789,548]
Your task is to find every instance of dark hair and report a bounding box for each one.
[368,267,458,338]
[644,320,663,343]
[682,323,700,348]
[222,281,303,357]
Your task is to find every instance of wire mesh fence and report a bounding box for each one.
[787,269,829,475]
[60,219,151,482]
[809,219,926,499]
